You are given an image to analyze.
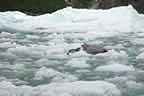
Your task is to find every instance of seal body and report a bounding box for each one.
[67,43,108,55]
[81,44,108,55]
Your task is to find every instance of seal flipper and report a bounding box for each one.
[67,47,81,55]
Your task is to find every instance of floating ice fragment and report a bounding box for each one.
[34,67,63,80]
[8,46,45,59]
[65,58,89,68]
[136,52,144,62]
[34,67,78,82]
[95,64,135,72]
[0,52,17,61]
[105,50,128,64]
[0,42,17,49]
[131,38,144,45]
[26,35,40,40]
[51,74,78,82]
[0,32,15,38]
[34,58,52,67]
[126,80,144,96]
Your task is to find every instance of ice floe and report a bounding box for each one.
[0,81,121,96]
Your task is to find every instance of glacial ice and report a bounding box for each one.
[0,5,144,96]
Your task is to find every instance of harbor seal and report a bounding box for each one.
[67,43,108,55]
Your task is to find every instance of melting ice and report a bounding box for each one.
[0,5,144,96]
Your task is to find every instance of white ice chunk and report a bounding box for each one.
[26,35,40,40]
[95,64,135,72]
[65,58,90,68]
[8,46,45,59]
[34,67,78,82]
[34,67,63,80]
[0,52,17,61]
[126,81,144,96]
[131,38,144,45]
[105,50,128,64]
[0,32,16,38]
[0,42,17,49]
[34,58,52,67]
[136,52,144,62]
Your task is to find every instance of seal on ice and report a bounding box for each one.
[67,43,108,55]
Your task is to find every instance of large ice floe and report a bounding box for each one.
[0,5,144,96]
[0,81,121,96]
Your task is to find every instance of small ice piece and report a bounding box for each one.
[12,63,25,71]
[58,93,72,96]
[8,46,45,59]
[86,40,104,46]
[126,80,144,96]
[105,44,125,50]
[52,74,78,82]
[0,32,15,38]
[106,76,129,86]
[75,69,90,73]
[0,77,6,81]
[136,52,144,62]
[133,38,144,45]
[34,67,78,82]
[130,38,144,45]
[65,58,90,69]
[0,52,17,61]
[26,35,40,40]
[34,58,52,67]
[134,71,144,82]
[136,32,144,38]
[46,46,65,55]
[48,54,68,60]
[0,81,33,96]
[95,64,135,72]
[0,42,17,49]
[35,58,65,67]
[34,67,66,81]
[105,50,128,64]
[0,81,15,96]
